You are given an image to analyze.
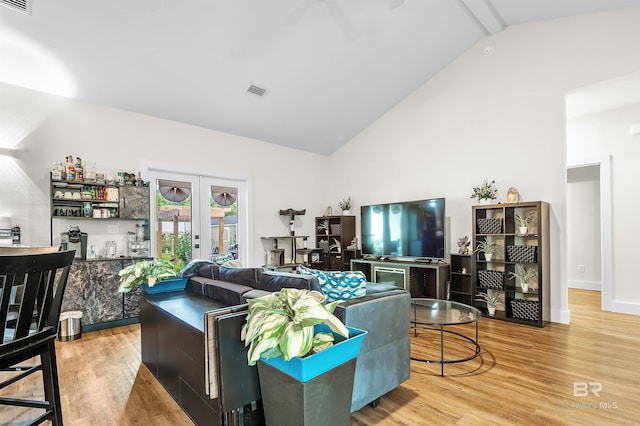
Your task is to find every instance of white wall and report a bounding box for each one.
[4,7,640,322]
[0,82,330,266]
[567,102,640,311]
[566,166,601,290]
[330,6,640,323]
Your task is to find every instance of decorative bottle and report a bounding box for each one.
[65,156,75,181]
[75,157,83,182]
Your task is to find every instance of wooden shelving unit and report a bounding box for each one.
[315,215,356,270]
[449,254,475,305]
[472,201,550,327]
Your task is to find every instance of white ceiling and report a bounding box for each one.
[2,0,640,155]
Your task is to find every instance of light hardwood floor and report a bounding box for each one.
[2,289,639,425]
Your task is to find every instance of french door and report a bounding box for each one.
[148,169,249,265]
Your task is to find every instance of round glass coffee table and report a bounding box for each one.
[410,298,482,376]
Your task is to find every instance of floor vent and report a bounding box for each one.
[1,0,32,15]
[247,84,267,97]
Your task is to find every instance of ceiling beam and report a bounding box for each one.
[461,0,505,35]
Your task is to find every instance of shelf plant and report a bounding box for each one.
[328,238,342,253]
[476,291,503,316]
[118,257,182,292]
[508,264,537,293]
[338,196,351,214]
[475,239,497,261]
[317,218,330,234]
[470,178,498,203]
[514,211,534,234]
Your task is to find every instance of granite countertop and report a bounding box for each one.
[82,256,153,262]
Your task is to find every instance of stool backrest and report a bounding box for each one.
[0,250,75,343]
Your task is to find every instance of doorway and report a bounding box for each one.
[565,157,612,311]
[566,166,601,291]
[148,168,249,266]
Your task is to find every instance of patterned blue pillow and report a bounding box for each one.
[297,265,367,302]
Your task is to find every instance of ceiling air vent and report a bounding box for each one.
[247,84,267,97]
[1,0,32,14]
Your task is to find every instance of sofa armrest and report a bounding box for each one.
[333,289,411,412]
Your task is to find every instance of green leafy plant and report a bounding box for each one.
[317,218,330,234]
[328,238,342,253]
[241,288,349,366]
[514,212,534,228]
[118,257,182,293]
[475,239,497,255]
[471,178,498,201]
[508,264,537,284]
[338,196,351,211]
[475,291,503,308]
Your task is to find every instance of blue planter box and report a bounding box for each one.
[141,277,187,294]
[260,324,367,383]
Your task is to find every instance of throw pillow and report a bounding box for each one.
[297,265,366,302]
[219,265,262,287]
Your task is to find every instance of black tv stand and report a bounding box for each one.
[350,259,450,299]
[414,258,432,264]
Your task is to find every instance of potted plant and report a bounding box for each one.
[476,291,503,316]
[508,264,537,293]
[328,237,342,253]
[118,257,184,294]
[475,239,497,261]
[316,217,330,234]
[338,196,351,215]
[241,288,366,426]
[470,178,498,204]
[514,211,533,235]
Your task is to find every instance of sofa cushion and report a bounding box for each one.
[197,263,220,279]
[218,266,262,288]
[180,259,216,279]
[242,289,272,302]
[297,265,367,302]
[187,276,254,306]
[257,270,321,293]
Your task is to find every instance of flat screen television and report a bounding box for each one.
[361,198,446,260]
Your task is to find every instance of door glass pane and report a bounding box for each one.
[210,185,238,260]
[156,179,193,266]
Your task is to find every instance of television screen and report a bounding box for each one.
[361,198,445,259]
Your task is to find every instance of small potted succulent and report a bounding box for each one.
[328,238,342,253]
[508,264,537,293]
[476,291,503,316]
[338,196,352,215]
[471,178,498,204]
[118,257,184,293]
[475,239,497,261]
[514,211,534,235]
[316,217,330,234]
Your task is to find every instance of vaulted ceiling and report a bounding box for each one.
[2,0,640,155]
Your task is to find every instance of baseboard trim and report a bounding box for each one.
[568,280,601,291]
[607,300,640,316]
[551,308,570,324]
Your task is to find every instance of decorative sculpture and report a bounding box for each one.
[457,236,471,255]
[347,237,359,250]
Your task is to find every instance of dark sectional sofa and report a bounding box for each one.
[141,263,411,425]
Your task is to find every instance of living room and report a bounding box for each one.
[2,2,640,424]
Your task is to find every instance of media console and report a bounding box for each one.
[350,259,450,300]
